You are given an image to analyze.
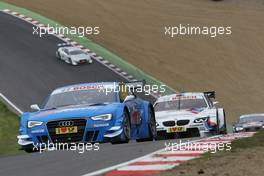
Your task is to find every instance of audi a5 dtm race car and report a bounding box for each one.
[154,92,227,139]
[233,113,264,133]
[56,43,93,65]
[18,81,157,152]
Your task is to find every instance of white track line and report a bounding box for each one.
[117,164,176,171]
[0,93,23,115]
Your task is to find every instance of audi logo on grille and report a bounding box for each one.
[58,121,74,127]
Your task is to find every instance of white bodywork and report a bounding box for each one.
[56,46,93,65]
[155,92,226,137]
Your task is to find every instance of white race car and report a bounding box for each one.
[154,92,227,139]
[56,43,93,65]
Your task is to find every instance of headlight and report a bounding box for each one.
[194,117,208,123]
[235,127,244,131]
[28,121,43,128]
[91,114,112,121]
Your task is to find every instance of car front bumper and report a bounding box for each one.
[73,58,93,65]
[156,121,211,137]
[18,123,123,147]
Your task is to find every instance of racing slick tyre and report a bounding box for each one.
[56,51,61,59]
[136,106,157,142]
[111,110,131,144]
[68,58,74,65]
[220,110,227,134]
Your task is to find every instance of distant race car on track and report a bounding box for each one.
[154,92,227,139]
[56,43,93,65]
[17,81,157,152]
[233,113,264,133]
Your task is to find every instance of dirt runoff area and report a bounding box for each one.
[160,131,264,176]
[3,0,264,122]
[160,147,264,176]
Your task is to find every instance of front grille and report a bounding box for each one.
[47,119,86,143]
[177,120,190,126]
[163,121,176,127]
[85,131,99,142]
[79,60,87,63]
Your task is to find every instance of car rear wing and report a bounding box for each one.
[57,43,73,48]
[204,91,216,99]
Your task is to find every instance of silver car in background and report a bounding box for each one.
[56,43,93,65]
[233,114,264,132]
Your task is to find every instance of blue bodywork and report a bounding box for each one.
[18,82,154,148]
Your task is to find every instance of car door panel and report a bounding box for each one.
[126,98,143,126]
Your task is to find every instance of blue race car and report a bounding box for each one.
[17,81,157,152]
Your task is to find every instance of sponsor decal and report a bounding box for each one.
[52,84,107,95]
[55,126,78,134]
[167,127,187,133]
[31,129,45,133]
[204,117,217,131]
[131,111,142,125]
[92,123,109,128]
[171,95,203,101]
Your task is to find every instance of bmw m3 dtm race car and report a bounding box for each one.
[17,81,157,152]
[154,92,227,139]
[56,43,93,65]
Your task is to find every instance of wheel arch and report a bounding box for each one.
[123,105,131,124]
[148,103,156,122]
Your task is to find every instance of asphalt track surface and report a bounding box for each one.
[0,12,197,176]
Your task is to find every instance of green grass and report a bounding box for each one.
[230,130,264,150]
[0,102,21,155]
[203,130,264,159]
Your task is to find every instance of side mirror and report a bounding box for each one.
[213,101,219,105]
[30,104,40,111]
[124,95,135,102]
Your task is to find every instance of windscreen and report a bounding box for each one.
[70,50,84,55]
[44,89,116,109]
[155,96,207,112]
[239,116,264,123]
